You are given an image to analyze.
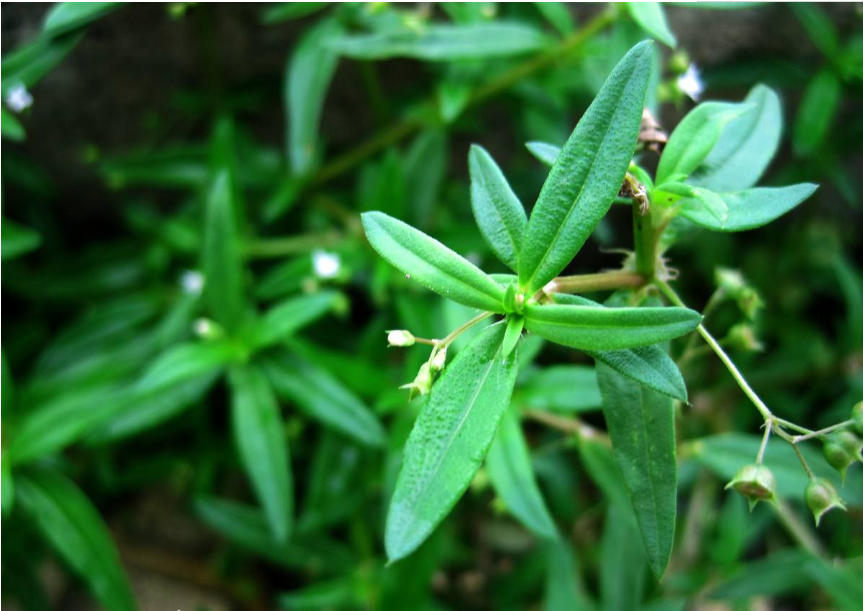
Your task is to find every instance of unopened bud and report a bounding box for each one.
[822,430,862,483]
[193,317,222,339]
[431,347,447,372]
[805,478,846,526]
[387,330,415,347]
[725,464,776,510]
[725,323,764,352]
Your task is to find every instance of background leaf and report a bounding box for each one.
[626,2,676,48]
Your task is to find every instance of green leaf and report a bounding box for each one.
[262,2,329,24]
[469,145,528,272]
[518,41,654,293]
[8,385,130,464]
[1,107,25,141]
[1,31,84,94]
[678,183,817,232]
[517,365,602,412]
[228,364,293,542]
[790,3,840,61]
[278,578,356,610]
[486,409,558,539]
[362,211,505,312]
[404,129,447,228]
[534,3,575,36]
[589,346,687,402]
[286,17,343,175]
[600,504,647,611]
[793,69,841,157]
[17,469,135,611]
[262,351,385,448]
[690,433,863,504]
[708,549,813,601]
[250,290,338,349]
[656,181,728,225]
[525,141,561,167]
[136,341,239,393]
[2,457,14,516]
[502,315,524,358]
[805,557,863,611]
[656,102,752,185]
[202,171,246,332]
[328,22,548,61]
[597,362,677,578]
[385,324,518,562]
[543,539,591,611]
[626,2,676,48]
[688,84,782,192]
[523,300,701,351]
[43,3,121,37]
[1,217,41,260]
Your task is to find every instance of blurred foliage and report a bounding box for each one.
[1,2,862,610]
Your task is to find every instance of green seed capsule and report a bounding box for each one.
[822,430,862,483]
[805,478,846,526]
[852,401,863,436]
[725,464,776,510]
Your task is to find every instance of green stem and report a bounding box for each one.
[304,9,615,190]
[633,201,655,278]
[756,420,772,464]
[544,270,645,295]
[430,312,493,360]
[656,279,774,421]
[793,419,853,443]
[245,231,342,258]
[773,500,826,558]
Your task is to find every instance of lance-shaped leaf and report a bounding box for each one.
[597,362,677,578]
[656,102,752,185]
[250,290,339,349]
[689,84,782,192]
[551,294,688,402]
[286,17,343,175]
[17,469,135,611]
[228,364,293,542]
[469,145,528,272]
[136,340,239,393]
[656,181,728,225]
[793,69,841,157]
[203,171,246,332]
[486,409,558,539]
[600,504,648,611]
[518,41,654,293]
[385,324,518,562]
[328,22,547,61]
[679,183,817,232]
[523,301,701,351]
[362,211,505,312]
[525,141,561,167]
[261,350,385,448]
[626,2,676,48]
[43,2,121,37]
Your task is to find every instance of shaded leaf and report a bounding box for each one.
[793,69,841,157]
[517,365,602,412]
[250,290,338,349]
[43,3,121,37]
[1,217,41,260]
[525,141,561,167]
[679,183,817,232]
[136,341,238,393]
[626,2,676,48]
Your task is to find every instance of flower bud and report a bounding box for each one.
[399,362,432,397]
[724,323,764,352]
[725,464,776,510]
[430,347,447,372]
[805,477,846,526]
[387,329,415,347]
[822,430,862,483]
[852,401,863,436]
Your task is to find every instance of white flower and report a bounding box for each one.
[4,83,33,113]
[387,329,415,347]
[179,270,204,295]
[312,250,341,279]
[677,64,704,102]
[193,318,212,337]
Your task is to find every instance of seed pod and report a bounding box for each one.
[399,362,433,398]
[725,464,776,510]
[822,430,862,483]
[805,478,846,526]
[852,401,863,436]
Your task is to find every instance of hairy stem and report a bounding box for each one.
[793,419,853,443]
[523,409,610,445]
[544,270,645,295]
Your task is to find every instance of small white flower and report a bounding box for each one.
[387,329,415,347]
[179,270,204,295]
[677,64,704,102]
[193,318,212,337]
[312,250,341,279]
[5,83,33,113]
[431,346,447,372]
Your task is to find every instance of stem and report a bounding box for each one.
[756,420,772,464]
[543,270,645,295]
[430,312,493,359]
[304,10,615,190]
[245,231,342,258]
[656,279,773,421]
[793,420,853,443]
[523,409,610,445]
[633,202,655,278]
[772,500,827,558]
[773,417,813,435]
